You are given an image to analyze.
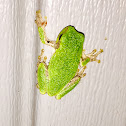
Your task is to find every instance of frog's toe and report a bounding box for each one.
[37,49,48,67]
[44,56,47,62]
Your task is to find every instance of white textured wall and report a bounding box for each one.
[0,0,126,126]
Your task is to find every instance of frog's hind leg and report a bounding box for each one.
[56,66,86,100]
[35,10,58,49]
[37,49,48,94]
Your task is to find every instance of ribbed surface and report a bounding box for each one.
[0,0,126,126]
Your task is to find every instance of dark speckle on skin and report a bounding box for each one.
[59,34,63,40]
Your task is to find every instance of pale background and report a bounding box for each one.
[0,0,126,126]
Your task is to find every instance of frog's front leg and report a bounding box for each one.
[81,49,103,66]
[37,49,48,94]
[56,66,86,100]
[35,10,59,49]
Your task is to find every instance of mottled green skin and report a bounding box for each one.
[37,25,85,98]
[37,63,48,94]
[38,27,45,44]
[47,26,85,96]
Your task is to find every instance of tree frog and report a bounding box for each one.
[35,10,103,100]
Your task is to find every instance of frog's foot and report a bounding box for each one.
[56,67,86,100]
[35,10,57,48]
[37,49,48,94]
[35,10,47,28]
[37,49,47,67]
[81,49,103,66]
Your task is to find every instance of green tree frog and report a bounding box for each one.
[35,10,103,100]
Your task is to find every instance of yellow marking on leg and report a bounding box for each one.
[44,56,47,62]
[78,66,86,78]
[36,83,40,89]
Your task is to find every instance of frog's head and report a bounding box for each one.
[56,25,85,50]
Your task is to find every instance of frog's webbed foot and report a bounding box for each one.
[81,49,103,66]
[36,49,48,94]
[37,49,48,68]
[35,10,47,28]
[35,10,58,49]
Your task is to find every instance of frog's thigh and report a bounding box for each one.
[37,62,48,94]
[56,76,81,100]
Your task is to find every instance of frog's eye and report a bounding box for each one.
[59,34,63,40]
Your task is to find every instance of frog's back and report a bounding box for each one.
[47,26,85,96]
